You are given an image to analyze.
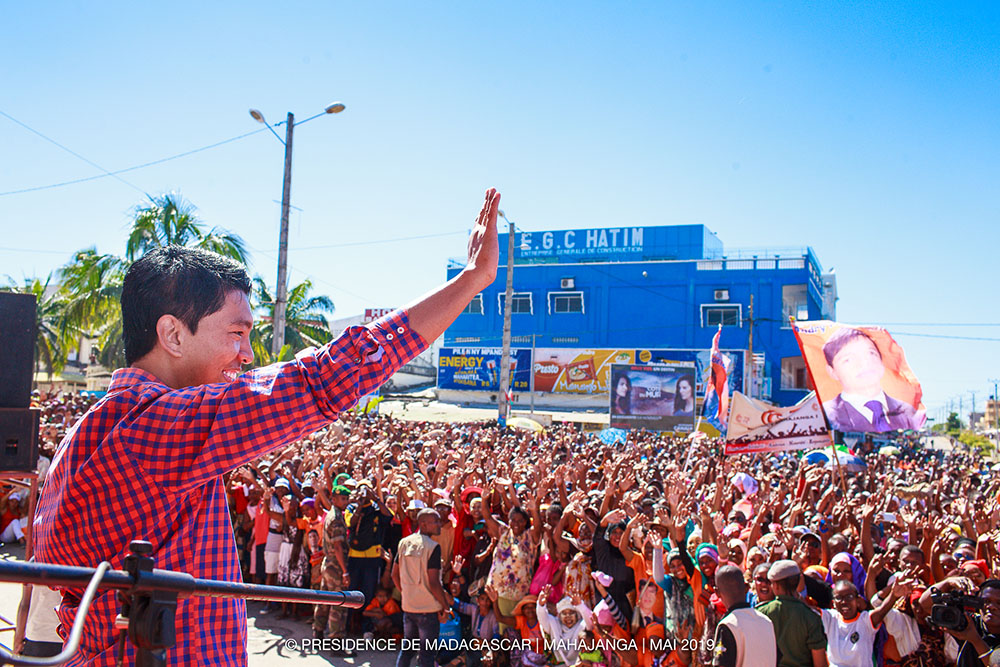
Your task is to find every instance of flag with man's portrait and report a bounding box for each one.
[792,320,925,433]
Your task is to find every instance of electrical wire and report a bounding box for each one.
[0,109,147,195]
[0,111,267,197]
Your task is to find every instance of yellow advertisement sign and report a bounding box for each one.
[532,348,635,394]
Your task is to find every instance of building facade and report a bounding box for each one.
[441,224,837,410]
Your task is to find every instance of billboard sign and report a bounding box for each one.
[532,348,635,394]
[637,348,744,399]
[609,362,697,433]
[437,347,531,391]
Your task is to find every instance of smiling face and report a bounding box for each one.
[173,289,254,387]
[833,581,860,619]
[826,336,885,396]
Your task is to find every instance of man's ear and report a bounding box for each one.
[155,314,186,358]
[826,365,840,385]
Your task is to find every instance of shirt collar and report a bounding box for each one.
[840,390,888,423]
[108,367,165,392]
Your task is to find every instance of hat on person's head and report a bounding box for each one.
[800,531,822,546]
[301,497,316,509]
[555,597,577,614]
[513,595,538,616]
[768,559,801,581]
[274,478,291,490]
[461,486,483,503]
[333,473,352,487]
[301,478,314,489]
[434,497,453,508]
[406,499,427,511]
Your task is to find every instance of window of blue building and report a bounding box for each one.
[498,292,533,314]
[782,284,809,324]
[462,294,484,315]
[701,304,741,327]
[549,291,584,314]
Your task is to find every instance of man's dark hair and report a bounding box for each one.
[822,327,882,367]
[715,565,746,598]
[980,580,1000,596]
[122,245,251,364]
[900,545,925,562]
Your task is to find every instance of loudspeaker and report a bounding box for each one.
[0,408,40,472]
[0,292,37,409]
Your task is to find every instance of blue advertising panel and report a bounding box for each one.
[438,348,532,391]
[636,349,744,400]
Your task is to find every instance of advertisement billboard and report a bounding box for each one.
[609,362,697,433]
[437,348,532,392]
[532,349,635,394]
[636,348,744,399]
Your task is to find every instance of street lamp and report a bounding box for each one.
[249,102,346,358]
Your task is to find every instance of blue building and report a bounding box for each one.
[440,224,836,410]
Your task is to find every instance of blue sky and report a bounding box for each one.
[2,1,998,419]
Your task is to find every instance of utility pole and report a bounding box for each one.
[747,295,753,398]
[991,379,1000,431]
[530,333,536,415]
[497,220,515,424]
[970,390,978,430]
[272,112,295,359]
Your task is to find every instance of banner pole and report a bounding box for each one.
[790,317,848,494]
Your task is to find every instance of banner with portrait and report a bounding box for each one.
[725,391,830,455]
[609,362,697,433]
[791,321,926,433]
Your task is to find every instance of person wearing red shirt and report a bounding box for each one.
[34,189,501,666]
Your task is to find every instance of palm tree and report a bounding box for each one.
[59,249,126,368]
[58,193,249,370]
[125,193,249,263]
[251,277,335,364]
[1,274,81,380]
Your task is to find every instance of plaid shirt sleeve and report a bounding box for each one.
[123,309,426,494]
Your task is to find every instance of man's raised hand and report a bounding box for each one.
[465,188,501,290]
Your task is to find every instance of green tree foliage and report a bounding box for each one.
[1,274,82,378]
[250,277,334,367]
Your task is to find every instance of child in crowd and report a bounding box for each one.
[362,586,403,639]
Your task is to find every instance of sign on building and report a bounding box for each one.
[609,362,697,433]
[437,348,532,391]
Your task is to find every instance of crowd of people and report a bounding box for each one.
[11,389,1000,667]
[217,407,1000,667]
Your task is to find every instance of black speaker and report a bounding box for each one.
[0,292,37,409]
[0,408,40,472]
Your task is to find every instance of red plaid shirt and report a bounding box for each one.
[35,310,425,666]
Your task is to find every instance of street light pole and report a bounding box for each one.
[273,112,295,359]
[249,102,345,358]
[497,217,515,424]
